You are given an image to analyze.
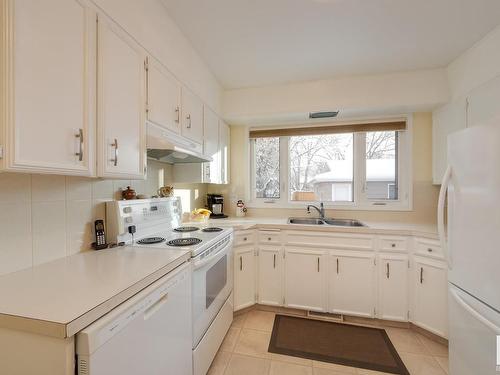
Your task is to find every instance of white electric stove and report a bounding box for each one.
[106,198,234,375]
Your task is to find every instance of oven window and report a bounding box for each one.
[206,255,227,308]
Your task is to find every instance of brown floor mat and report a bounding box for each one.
[268,315,409,375]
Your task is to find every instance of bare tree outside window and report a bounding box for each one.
[254,137,280,198]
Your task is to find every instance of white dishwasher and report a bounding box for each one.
[76,262,192,375]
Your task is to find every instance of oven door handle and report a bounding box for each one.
[192,240,233,270]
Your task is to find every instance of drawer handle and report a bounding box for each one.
[420,267,424,284]
[386,263,390,278]
[336,258,339,274]
[240,256,242,271]
[427,248,433,252]
[273,254,276,269]
[317,257,320,272]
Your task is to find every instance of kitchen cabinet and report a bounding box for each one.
[432,97,467,184]
[146,56,181,134]
[234,246,256,311]
[378,253,409,321]
[96,13,146,179]
[1,0,96,175]
[219,120,230,184]
[257,246,283,306]
[413,257,448,337]
[467,74,500,128]
[202,106,220,183]
[329,252,376,318]
[181,88,204,144]
[284,248,326,312]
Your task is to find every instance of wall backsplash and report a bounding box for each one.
[0,160,205,276]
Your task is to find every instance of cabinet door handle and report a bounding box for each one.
[175,106,180,123]
[427,247,433,253]
[336,258,339,274]
[317,257,320,272]
[186,114,192,128]
[273,254,276,269]
[205,165,210,179]
[111,139,118,166]
[75,128,84,161]
[240,256,242,271]
[420,267,424,284]
[386,263,390,279]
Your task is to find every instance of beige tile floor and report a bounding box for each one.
[207,309,449,375]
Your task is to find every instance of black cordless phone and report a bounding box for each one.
[94,220,106,247]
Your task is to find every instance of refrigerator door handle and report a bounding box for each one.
[438,165,452,269]
[450,288,500,334]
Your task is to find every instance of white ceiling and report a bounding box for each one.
[161,0,500,90]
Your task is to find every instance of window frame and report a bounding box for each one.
[248,115,413,211]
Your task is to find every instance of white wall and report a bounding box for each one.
[222,69,449,125]
[446,24,500,101]
[92,0,222,112]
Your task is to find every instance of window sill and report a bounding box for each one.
[246,200,413,212]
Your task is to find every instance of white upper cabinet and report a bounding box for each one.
[181,88,204,144]
[96,14,146,179]
[467,75,500,128]
[219,120,230,185]
[284,248,326,312]
[329,252,376,318]
[202,106,220,183]
[1,0,96,175]
[146,57,182,134]
[378,253,409,322]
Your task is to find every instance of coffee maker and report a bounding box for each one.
[206,194,228,219]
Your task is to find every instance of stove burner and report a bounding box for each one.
[173,226,200,233]
[136,237,166,245]
[167,238,202,247]
[202,227,223,232]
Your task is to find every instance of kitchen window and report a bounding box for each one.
[249,118,412,210]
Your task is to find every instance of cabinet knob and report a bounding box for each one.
[427,248,433,252]
[243,237,247,241]
[391,243,396,248]
[268,237,272,241]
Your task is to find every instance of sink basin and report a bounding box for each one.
[287,217,366,227]
[323,218,366,227]
[287,217,325,225]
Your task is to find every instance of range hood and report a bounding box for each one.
[147,122,212,164]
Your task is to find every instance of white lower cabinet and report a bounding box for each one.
[378,253,409,321]
[257,246,283,306]
[413,257,448,337]
[329,252,376,318]
[234,246,256,311]
[284,248,326,312]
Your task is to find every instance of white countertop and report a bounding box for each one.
[0,246,190,338]
[203,217,438,239]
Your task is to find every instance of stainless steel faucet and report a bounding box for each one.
[307,202,325,219]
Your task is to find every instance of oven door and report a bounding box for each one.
[192,239,233,347]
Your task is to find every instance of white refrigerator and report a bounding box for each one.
[438,124,500,375]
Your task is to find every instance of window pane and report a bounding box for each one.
[365,131,398,200]
[289,133,354,202]
[254,137,280,198]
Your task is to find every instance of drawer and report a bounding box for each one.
[379,236,409,252]
[415,238,444,259]
[258,230,282,244]
[234,230,255,247]
[285,230,374,250]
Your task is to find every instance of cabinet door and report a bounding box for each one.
[97,14,146,179]
[146,57,181,133]
[467,74,500,128]
[258,246,282,306]
[202,106,220,183]
[378,254,408,321]
[234,247,256,311]
[329,253,375,317]
[413,259,448,337]
[284,248,326,312]
[5,0,96,175]
[181,88,203,144]
[219,120,230,184]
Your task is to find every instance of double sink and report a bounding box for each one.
[287,217,366,227]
